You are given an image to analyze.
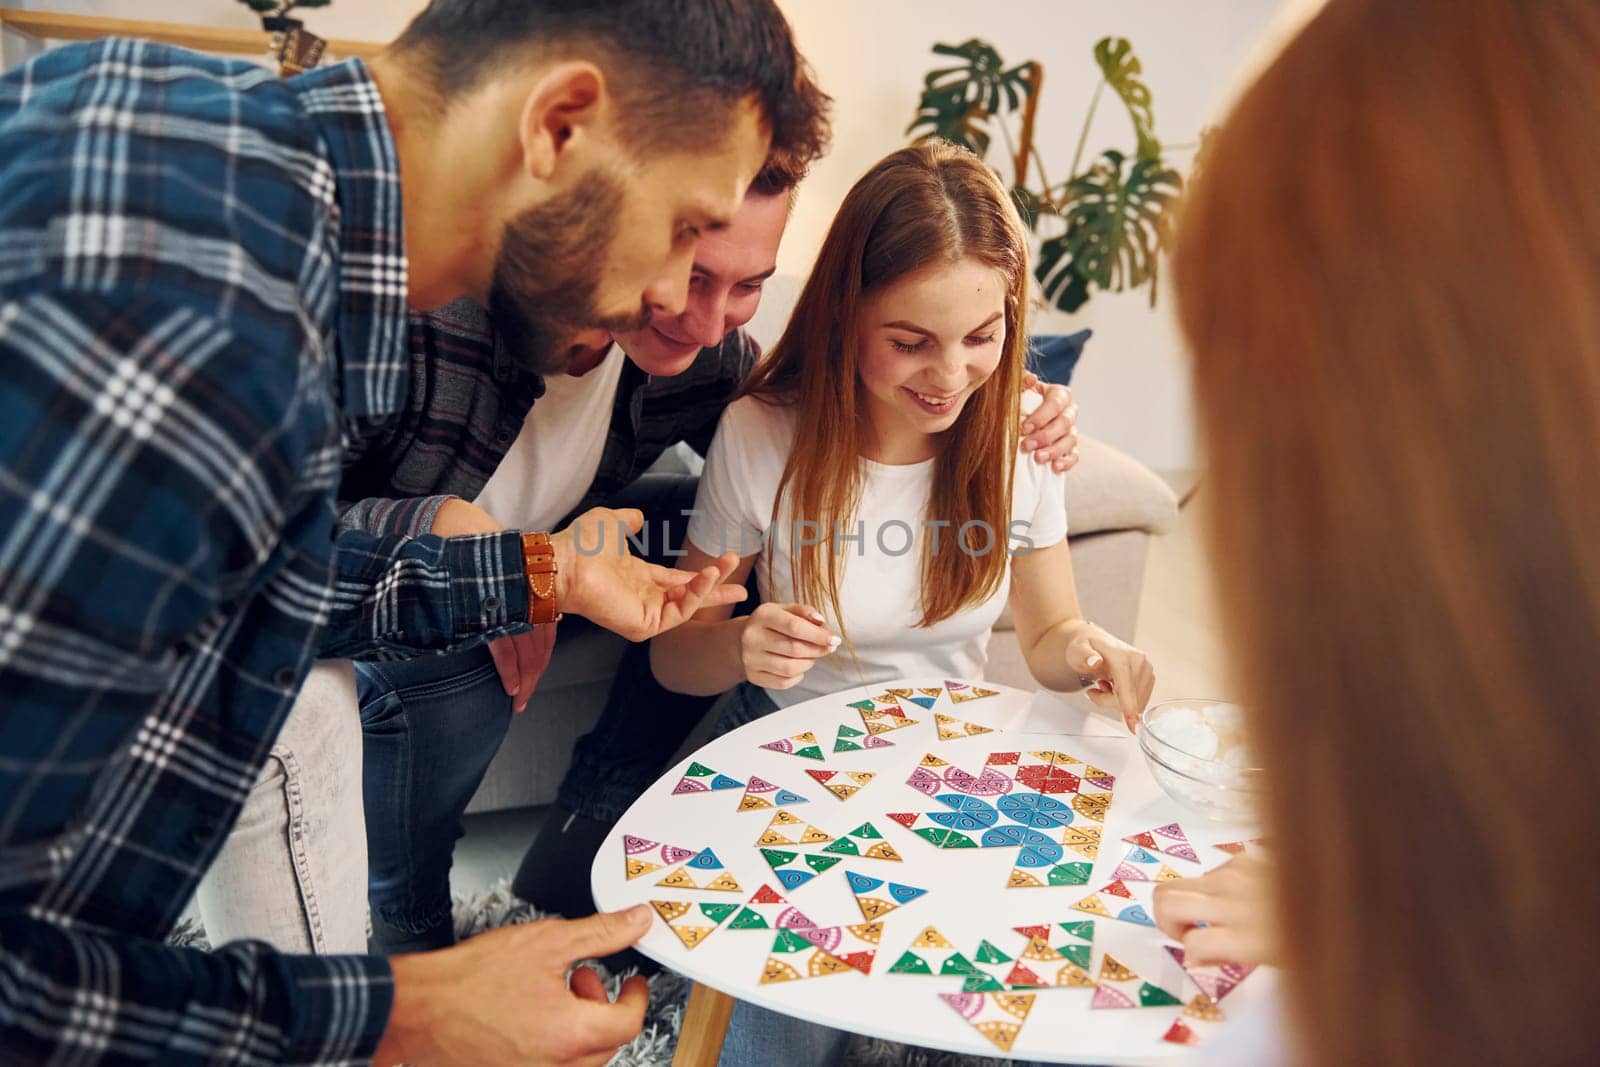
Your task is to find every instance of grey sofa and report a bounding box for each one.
[465,433,1179,813]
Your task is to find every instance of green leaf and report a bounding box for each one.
[906,39,1037,156]
[906,83,990,156]
[1035,149,1182,313]
[1093,38,1162,161]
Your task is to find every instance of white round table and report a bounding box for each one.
[591,678,1273,1064]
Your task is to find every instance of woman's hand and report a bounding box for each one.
[1063,620,1156,730]
[739,603,839,690]
[1152,854,1279,967]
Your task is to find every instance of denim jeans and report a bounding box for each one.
[356,473,720,932]
[196,660,369,953]
[357,645,511,934]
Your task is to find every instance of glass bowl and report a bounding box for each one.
[1137,698,1264,822]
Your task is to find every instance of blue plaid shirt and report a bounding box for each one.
[0,41,532,1064]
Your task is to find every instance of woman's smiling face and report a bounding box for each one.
[855,256,1008,462]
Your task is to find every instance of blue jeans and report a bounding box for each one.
[357,473,720,932]
[358,645,511,934]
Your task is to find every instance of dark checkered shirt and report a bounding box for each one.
[0,41,531,1064]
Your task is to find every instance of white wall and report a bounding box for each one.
[772,0,1305,471]
[9,0,1325,468]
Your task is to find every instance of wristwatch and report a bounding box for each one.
[521,532,560,625]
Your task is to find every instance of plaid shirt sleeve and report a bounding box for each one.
[0,290,393,1063]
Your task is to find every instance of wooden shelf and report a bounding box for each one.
[0,8,383,60]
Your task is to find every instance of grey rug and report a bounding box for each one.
[172,879,1010,1066]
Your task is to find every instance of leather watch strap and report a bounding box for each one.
[521,532,560,625]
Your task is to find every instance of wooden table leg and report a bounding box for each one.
[672,982,736,1067]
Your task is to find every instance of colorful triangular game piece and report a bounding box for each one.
[739,775,808,812]
[1122,822,1201,863]
[843,869,927,919]
[1060,824,1102,859]
[934,712,995,740]
[822,822,901,861]
[759,927,855,984]
[760,730,826,761]
[938,991,1035,1053]
[1071,893,1113,918]
[946,680,1001,704]
[622,834,699,881]
[1070,791,1112,822]
[724,884,787,932]
[649,900,735,950]
[1164,945,1257,1002]
[1091,953,1184,1010]
[858,704,919,736]
[805,768,877,801]
[671,761,744,795]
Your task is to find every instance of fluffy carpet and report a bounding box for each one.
[172,879,1012,1066]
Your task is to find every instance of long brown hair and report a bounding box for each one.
[1175,1,1600,1063]
[742,141,1028,635]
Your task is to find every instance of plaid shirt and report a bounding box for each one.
[0,42,531,1064]
[338,297,760,539]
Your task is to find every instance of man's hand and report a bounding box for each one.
[1152,854,1278,967]
[491,622,558,713]
[1020,371,1080,473]
[551,508,746,642]
[1063,620,1156,731]
[740,603,839,690]
[373,906,653,1066]
[431,499,553,711]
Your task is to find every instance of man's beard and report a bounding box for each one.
[487,169,650,375]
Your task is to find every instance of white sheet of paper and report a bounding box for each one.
[1016,689,1130,737]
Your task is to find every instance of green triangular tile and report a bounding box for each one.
[837,724,865,738]
[728,908,769,931]
[974,940,1012,964]
[701,903,739,924]
[1139,983,1183,1008]
[847,700,876,710]
[940,952,980,977]
[804,853,842,874]
[1059,921,1095,942]
[772,929,814,953]
[760,848,797,869]
[961,973,1007,993]
[795,745,825,760]
[833,740,864,753]
[685,761,716,777]
[850,822,883,839]
[887,951,932,976]
[1047,862,1092,886]
[1060,943,1091,970]
[821,837,860,856]
[941,831,978,849]
[914,827,952,848]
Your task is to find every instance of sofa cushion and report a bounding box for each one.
[1028,329,1092,386]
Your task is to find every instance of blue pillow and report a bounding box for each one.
[1027,329,1092,386]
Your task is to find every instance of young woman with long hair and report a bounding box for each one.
[651,137,1156,1065]
[650,140,1154,738]
[1153,0,1600,1063]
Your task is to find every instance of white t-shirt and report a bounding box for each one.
[687,394,1068,708]
[474,344,625,531]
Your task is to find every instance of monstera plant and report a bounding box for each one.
[908,37,1192,313]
